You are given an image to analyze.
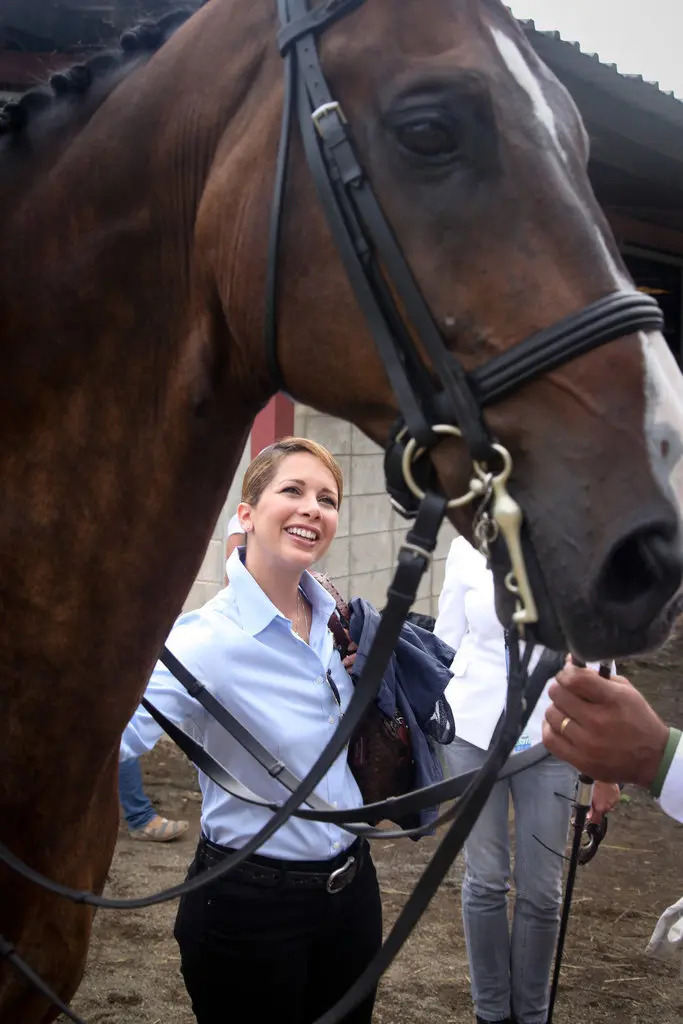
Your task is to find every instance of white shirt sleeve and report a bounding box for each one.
[119,624,208,761]
[227,512,243,537]
[658,733,683,824]
[434,538,469,653]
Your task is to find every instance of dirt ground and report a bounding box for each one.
[67,655,682,1024]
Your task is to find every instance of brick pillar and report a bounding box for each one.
[250,394,295,457]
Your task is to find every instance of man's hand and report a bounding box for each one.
[542,662,670,789]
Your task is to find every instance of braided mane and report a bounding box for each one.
[0,6,196,151]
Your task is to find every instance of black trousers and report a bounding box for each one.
[174,840,382,1024]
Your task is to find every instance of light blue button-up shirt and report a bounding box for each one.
[121,550,363,860]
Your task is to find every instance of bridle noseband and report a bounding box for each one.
[1,3,663,1022]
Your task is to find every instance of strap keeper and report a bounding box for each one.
[277,0,367,55]
[398,541,433,567]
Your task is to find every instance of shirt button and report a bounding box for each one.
[315,676,323,685]
[332,801,338,809]
[332,841,341,851]
[328,715,335,725]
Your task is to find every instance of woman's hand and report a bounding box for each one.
[343,641,358,672]
[588,780,621,825]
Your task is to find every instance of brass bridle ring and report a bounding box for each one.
[401,427,514,512]
[401,424,481,510]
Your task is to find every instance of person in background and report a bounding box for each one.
[543,660,682,824]
[120,438,381,1024]
[434,535,619,1024]
[118,756,189,842]
[226,511,245,562]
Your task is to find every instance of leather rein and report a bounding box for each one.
[0,2,658,1022]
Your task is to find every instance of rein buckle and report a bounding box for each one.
[311,100,346,136]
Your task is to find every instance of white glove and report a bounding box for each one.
[646,896,683,979]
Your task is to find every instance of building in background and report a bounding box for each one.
[4,10,682,613]
[524,20,683,361]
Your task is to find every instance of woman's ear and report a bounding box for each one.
[237,501,253,533]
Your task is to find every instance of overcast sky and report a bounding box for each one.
[508,1,683,99]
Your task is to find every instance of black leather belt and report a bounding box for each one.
[197,835,366,894]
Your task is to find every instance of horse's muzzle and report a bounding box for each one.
[491,512,683,659]
[594,520,683,633]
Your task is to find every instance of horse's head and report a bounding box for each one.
[231,0,683,659]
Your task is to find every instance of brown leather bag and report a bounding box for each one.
[312,572,415,818]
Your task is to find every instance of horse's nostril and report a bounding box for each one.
[596,524,682,628]
[601,532,668,602]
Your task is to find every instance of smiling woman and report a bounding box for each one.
[240,436,341,554]
[237,437,343,639]
[119,436,383,1024]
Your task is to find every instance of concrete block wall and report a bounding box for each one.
[294,405,456,617]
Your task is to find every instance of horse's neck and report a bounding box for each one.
[0,0,275,805]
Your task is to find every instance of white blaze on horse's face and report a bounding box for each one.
[489,27,568,164]
[642,332,683,522]
[592,229,633,291]
[489,23,632,293]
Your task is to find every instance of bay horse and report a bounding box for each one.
[2,1,683,1021]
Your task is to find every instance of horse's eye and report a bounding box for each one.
[394,117,460,160]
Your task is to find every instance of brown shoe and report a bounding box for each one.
[129,814,189,842]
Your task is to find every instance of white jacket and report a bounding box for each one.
[434,536,556,751]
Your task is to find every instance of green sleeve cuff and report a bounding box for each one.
[650,727,682,799]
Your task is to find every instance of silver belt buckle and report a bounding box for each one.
[325,855,355,894]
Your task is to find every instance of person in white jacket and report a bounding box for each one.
[435,536,618,1024]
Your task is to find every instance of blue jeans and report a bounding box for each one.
[118,757,156,831]
[442,738,577,1024]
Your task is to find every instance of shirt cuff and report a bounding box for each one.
[656,731,683,824]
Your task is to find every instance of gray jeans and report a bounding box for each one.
[442,738,577,1024]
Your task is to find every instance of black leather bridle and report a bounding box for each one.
[266,0,663,511]
[0,2,664,1022]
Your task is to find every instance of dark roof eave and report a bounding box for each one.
[521,20,683,132]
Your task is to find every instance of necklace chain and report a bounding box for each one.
[294,587,309,642]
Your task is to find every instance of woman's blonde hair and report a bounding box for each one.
[241,437,344,507]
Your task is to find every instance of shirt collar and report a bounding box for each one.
[225,549,336,636]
